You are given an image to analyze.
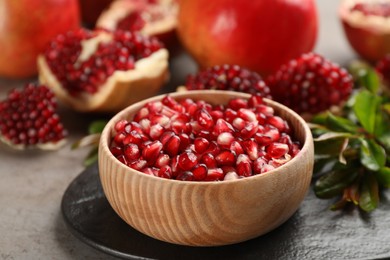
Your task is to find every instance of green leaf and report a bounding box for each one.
[376,167,390,188]
[314,166,359,199]
[353,90,381,134]
[326,113,359,133]
[348,60,380,93]
[359,174,379,212]
[88,120,107,134]
[359,138,386,171]
[83,147,99,167]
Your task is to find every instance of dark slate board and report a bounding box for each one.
[61,163,390,260]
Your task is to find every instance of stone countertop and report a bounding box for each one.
[0,1,356,259]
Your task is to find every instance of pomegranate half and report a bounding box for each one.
[340,0,390,62]
[96,0,178,49]
[37,29,169,113]
[177,0,318,76]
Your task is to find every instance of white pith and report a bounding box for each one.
[0,135,67,150]
[96,0,177,37]
[37,31,169,112]
[340,0,390,33]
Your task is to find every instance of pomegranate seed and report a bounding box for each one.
[228,98,247,110]
[236,154,252,177]
[109,94,301,181]
[192,164,208,181]
[266,143,289,158]
[253,157,268,174]
[158,165,172,179]
[194,137,210,154]
[217,132,235,148]
[224,171,239,181]
[215,150,236,166]
[196,109,214,129]
[178,152,198,171]
[176,171,195,181]
[267,116,286,132]
[115,119,128,132]
[129,159,147,171]
[230,141,244,155]
[142,140,163,162]
[255,104,274,116]
[164,135,181,157]
[133,107,149,122]
[242,139,259,160]
[155,153,170,168]
[124,143,140,160]
[200,153,217,168]
[248,94,263,108]
[205,168,224,181]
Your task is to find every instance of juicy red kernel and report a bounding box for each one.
[109,94,301,181]
[0,83,67,148]
[44,29,163,97]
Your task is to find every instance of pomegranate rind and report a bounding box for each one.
[96,0,178,41]
[37,48,170,113]
[340,0,390,61]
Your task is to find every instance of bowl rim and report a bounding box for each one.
[99,90,314,185]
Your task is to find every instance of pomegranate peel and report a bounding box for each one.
[96,0,178,49]
[340,0,390,62]
[37,29,169,113]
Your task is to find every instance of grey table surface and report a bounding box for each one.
[0,1,358,259]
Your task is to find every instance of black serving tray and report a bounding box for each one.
[61,163,390,260]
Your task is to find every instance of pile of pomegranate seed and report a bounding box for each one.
[110,94,301,181]
[44,28,163,97]
[266,53,353,114]
[0,84,67,148]
[185,64,272,98]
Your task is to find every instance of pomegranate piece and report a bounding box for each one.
[266,53,353,115]
[0,83,67,150]
[339,0,390,62]
[96,0,178,50]
[38,28,169,112]
[184,64,272,98]
[109,95,302,181]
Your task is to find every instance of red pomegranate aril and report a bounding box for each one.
[253,157,268,174]
[178,152,198,171]
[129,159,147,170]
[164,135,181,157]
[194,137,210,154]
[266,143,289,159]
[248,94,263,108]
[196,109,214,129]
[115,119,128,132]
[242,139,259,161]
[134,107,149,122]
[155,153,170,168]
[110,94,301,181]
[192,164,208,181]
[255,104,274,116]
[236,154,252,177]
[158,165,172,179]
[224,108,237,123]
[159,130,175,145]
[205,168,224,181]
[215,150,236,166]
[142,140,163,162]
[217,132,235,148]
[116,154,128,165]
[230,141,244,156]
[124,143,140,160]
[200,153,217,168]
[176,171,195,181]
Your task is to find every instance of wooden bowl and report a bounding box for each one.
[98,90,314,246]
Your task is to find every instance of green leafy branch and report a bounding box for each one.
[310,61,390,212]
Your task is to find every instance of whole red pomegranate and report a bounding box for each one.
[0,0,80,78]
[177,0,318,76]
[339,0,390,62]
